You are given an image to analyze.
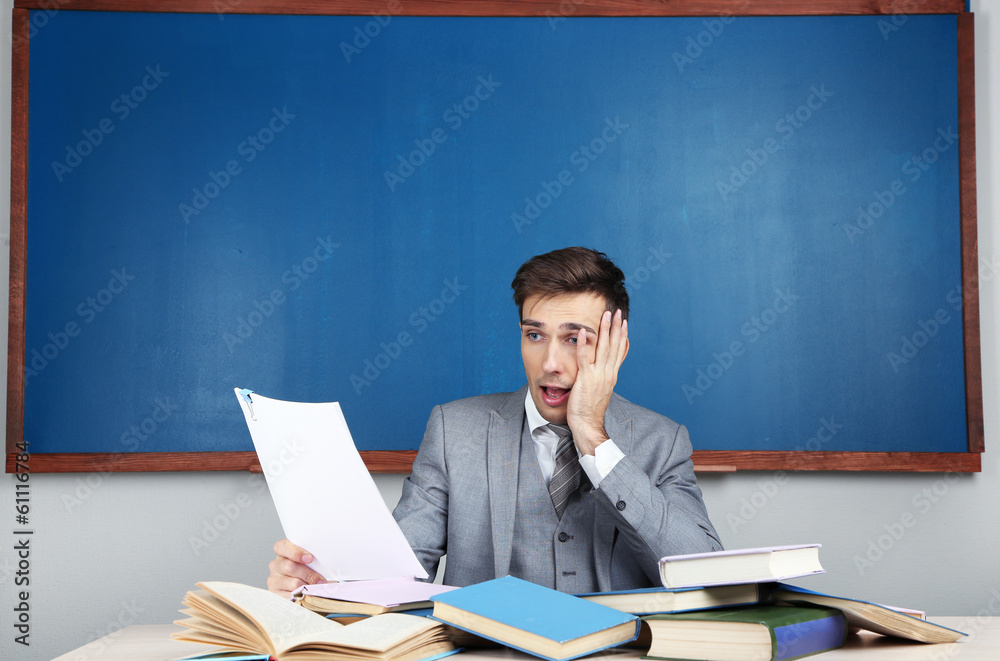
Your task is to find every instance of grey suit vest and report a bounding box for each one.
[508,419,600,593]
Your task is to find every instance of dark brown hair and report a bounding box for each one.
[511,247,629,320]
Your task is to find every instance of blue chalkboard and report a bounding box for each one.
[21,11,967,458]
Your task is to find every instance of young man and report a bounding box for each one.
[268,247,721,596]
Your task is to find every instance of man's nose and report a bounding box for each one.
[542,343,563,373]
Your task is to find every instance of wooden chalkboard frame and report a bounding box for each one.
[6,0,981,473]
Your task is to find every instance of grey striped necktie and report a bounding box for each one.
[547,424,581,519]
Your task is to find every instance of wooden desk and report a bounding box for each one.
[52,618,999,661]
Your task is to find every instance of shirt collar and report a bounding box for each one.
[523,389,552,435]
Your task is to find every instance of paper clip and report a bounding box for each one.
[238,388,257,421]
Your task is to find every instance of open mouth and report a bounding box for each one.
[540,386,571,407]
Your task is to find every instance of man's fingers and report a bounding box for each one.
[612,310,628,373]
[613,316,629,370]
[269,538,326,597]
[598,310,626,374]
[267,554,326,594]
[274,538,314,565]
[266,571,308,598]
[576,326,589,368]
[597,310,613,362]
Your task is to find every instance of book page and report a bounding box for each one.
[771,588,965,643]
[235,389,427,581]
[199,582,345,654]
[277,613,444,655]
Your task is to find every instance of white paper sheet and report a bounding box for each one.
[234,388,428,581]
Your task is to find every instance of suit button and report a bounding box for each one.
[558,532,569,542]
[616,500,626,511]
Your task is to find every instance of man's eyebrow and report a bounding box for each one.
[562,322,597,335]
[520,319,596,335]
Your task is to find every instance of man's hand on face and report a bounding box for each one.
[566,309,628,454]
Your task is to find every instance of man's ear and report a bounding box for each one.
[622,336,630,362]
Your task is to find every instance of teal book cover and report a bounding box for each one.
[430,576,639,661]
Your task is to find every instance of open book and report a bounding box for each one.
[769,583,966,643]
[173,581,455,661]
[234,389,428,586]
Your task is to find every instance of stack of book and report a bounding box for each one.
[583,543,965,661]
[201,398,960,661]
[173,544,966,661]
[426,544,966,661]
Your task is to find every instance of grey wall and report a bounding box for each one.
[2,2,998,659]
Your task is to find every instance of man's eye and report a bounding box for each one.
[568,336,578,345]
[527,332,541,341]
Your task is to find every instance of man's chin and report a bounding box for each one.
[535,400,568,425]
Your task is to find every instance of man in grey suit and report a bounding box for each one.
[268,247,722,596]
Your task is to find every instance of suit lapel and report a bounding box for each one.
[592,395,632,591]
[487,387,528,579]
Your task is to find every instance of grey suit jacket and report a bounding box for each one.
[392,386,722,590]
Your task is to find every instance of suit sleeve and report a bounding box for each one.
[391,405,449,581]
[593,422,723,585]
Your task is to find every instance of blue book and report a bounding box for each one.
[430,576,639,661]
[640,605,847,661]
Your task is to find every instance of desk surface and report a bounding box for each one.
[52,619,999,661]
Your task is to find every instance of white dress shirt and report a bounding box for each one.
[523,390,625,488]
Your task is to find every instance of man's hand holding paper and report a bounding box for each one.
[268,538,326,598]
